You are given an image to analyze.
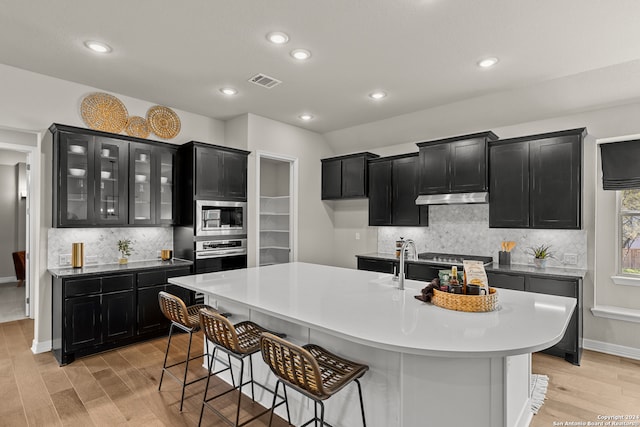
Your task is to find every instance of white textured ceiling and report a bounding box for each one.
[1,0,640,138]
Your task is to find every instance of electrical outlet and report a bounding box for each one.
[59,254,71,266]
[85,255,98,264]
[355,232,361,240]
[563,253,578,265]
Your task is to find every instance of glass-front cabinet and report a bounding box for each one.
[158,149,174,224]
[59,132,91,225]
[57,132,128,227]
[95,138,128,225]
[129,143,175,225]
[52,124,175,228]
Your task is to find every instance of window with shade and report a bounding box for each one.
[619,189,640,275]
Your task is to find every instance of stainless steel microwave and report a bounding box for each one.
[195,200,247,236]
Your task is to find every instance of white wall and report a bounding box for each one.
[0,165,20,277]
[245,114,335,267]
[0,63,225,352]
[325,101,640,353]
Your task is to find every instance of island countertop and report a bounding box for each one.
[169,262,575,358]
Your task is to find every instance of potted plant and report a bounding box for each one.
[529,244,554,268]
[117,239,134,264]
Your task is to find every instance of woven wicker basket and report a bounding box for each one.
[432,287,498,312]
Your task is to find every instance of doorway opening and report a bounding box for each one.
[256,152,298,267]
[0,145,32,323]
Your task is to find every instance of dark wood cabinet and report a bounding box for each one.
[64,295,102,352]
[489,128,584,229]
[50,124,177,228]
[321,152,379,200]
[487,270,582,365]
[52,265,193,365]
[489,141,530,228]
[417,132,497,195]
[188,143,248,201]
[136,267,193,336]
[404,263,439,282]
[357,257,396,274]
[129,143,176,225]
[368,154,428,226]
[530,135,582,229]
[356,257,439,281]
[321,159,342,199]
[486,271,525,291]
[55,131,129,227]
[526,275,582,364]
[102,290,135,342]
[368,161,392,225]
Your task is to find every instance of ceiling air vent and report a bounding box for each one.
[248,73,282,89]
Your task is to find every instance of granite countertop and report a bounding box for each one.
[356,252,587,279]
[48,258,193,278]
[169,262,576,358]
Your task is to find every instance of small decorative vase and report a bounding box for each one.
[533,258,547,269]
[119,257,128,265]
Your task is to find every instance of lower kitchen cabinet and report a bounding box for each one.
[52,265,192,365]
[137,267,194,336]
[487,271,582,365]
[357,256,397,274]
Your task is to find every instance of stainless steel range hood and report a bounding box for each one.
[415,192,489,205]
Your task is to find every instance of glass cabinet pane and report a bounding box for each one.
[65,138,89,221]
[159,150,173,222]
[97,142,121,220]
[133,147,152,221]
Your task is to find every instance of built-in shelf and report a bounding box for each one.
[260,196,291,266]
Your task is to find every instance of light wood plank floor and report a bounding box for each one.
[1,319,639,426]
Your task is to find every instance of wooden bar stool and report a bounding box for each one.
[260,332,369,427]
[198,308,289,427]
[157,291,224,411]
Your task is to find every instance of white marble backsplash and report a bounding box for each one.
[48,227,173,268]
[378,204,588,269]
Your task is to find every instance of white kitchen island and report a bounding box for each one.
[169,262,576,427]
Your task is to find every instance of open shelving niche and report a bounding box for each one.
[259,195,291,266]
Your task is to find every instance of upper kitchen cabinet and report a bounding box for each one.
[417,131,498,195]
[368,154,428,226]
[321,152,379,200]
[53,126,128,227]
[50,123,177,228]
[488,140,530,228]
[177,141,250,203]
[489,128,585,229]
[129,143,176,225]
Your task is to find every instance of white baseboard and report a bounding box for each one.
[0,276,17,284]
[583,338,640,361]
[31,339,52,354]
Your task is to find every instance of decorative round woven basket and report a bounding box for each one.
[80,93,128,133]
[125,116,150,138]
[431,287,498,312]
[146,105,181,139]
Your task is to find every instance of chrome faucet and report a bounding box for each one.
[398,239,417,290]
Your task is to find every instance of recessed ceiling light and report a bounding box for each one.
[220,87,238,96]
[298,113,313,121]
[266,31,289,44]
[291,49,311,60]
[369,91,387,100]
[84,40,112,54]
[477,57,499,68]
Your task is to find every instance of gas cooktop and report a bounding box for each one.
[417,252,493,267]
